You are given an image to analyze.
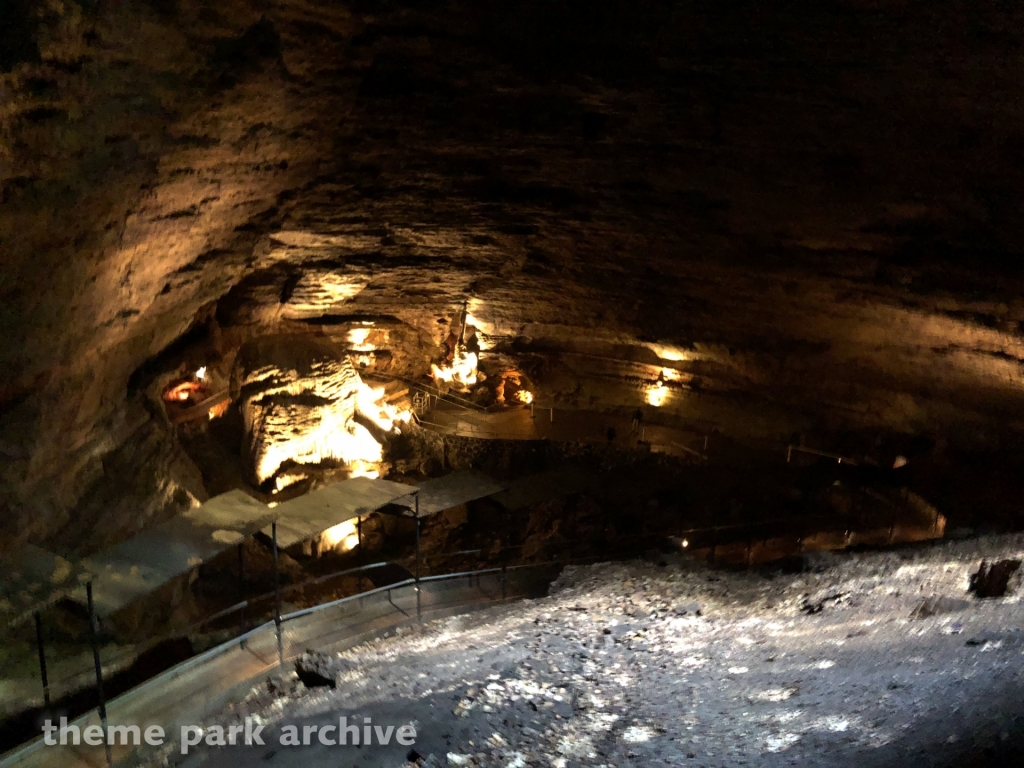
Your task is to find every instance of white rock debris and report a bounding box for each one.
[172,535,1024,768]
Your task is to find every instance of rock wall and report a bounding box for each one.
[3,0,1024,548]
[235,335,369,487]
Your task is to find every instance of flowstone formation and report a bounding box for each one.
[234,336,408,490]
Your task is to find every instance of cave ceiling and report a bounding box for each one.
[2,0,1024,548]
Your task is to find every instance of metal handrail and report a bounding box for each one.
[786,444,858,465]
[361,371,486,412]
[1,476,943,764]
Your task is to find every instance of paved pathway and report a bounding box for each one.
[417,401,709,460]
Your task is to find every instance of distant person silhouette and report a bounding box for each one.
[632,408,643,433]
[606,426,617,442]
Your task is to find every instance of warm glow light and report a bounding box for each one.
[464,311,493,351]
[431,347,479,388]
[356,382,412,433]
[646,380,669,407]
[196,366,207,381]
[253,377,412,485]
[650,344,689,362]
[165,380,202,403]
[464,306,495,336]
[347,327,374,352]
[321,518,360,551]
[275,473,308,492]
[347,461,380,480]
[660,367,681,382]
[681,538,689,549]
[516,390,534,404]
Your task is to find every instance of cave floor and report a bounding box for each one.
[167,535,1024,768]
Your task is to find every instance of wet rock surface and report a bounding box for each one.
[156,535,1024,767]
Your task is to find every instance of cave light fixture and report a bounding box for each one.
[516,389,534,404]
[195,366,207,381]
[646,370,670,407]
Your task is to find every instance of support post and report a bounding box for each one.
[86,582,112,767]
[415,494,422,620]
[530,402,535,419]
[237,542,245,590]
[238,540,246,629]
[357,514,364,593]
[272,522,283,666]
[501,559,507,601]
[34,612,50,709]
[549,407,554,423]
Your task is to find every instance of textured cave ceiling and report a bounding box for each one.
[2,0,1024,550]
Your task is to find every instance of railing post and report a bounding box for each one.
[238,541,246,629]
[501,559,507,601]
[238,541,245,589]
[549,407,554,423]
[357,515,364,593]
[273,522,283,666]
[34,611,50,709]
[415,494,422,620]
[86,582,112,767]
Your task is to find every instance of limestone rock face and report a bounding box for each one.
[2,0,1024,546]
[235,335,375,487]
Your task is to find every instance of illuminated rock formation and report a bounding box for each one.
[234,336,406,488]
[2,0,1024,546]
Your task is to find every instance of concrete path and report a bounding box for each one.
[418,402,709,460]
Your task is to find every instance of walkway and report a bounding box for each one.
[417,401,709,460]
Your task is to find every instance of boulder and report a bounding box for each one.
[968,559,1022,598]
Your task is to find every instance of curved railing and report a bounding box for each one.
[0,475,944,768]
[0,564,560,768]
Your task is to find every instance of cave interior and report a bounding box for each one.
[2,0,1024,764]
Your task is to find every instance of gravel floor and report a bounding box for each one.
[162,535,1024,768]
